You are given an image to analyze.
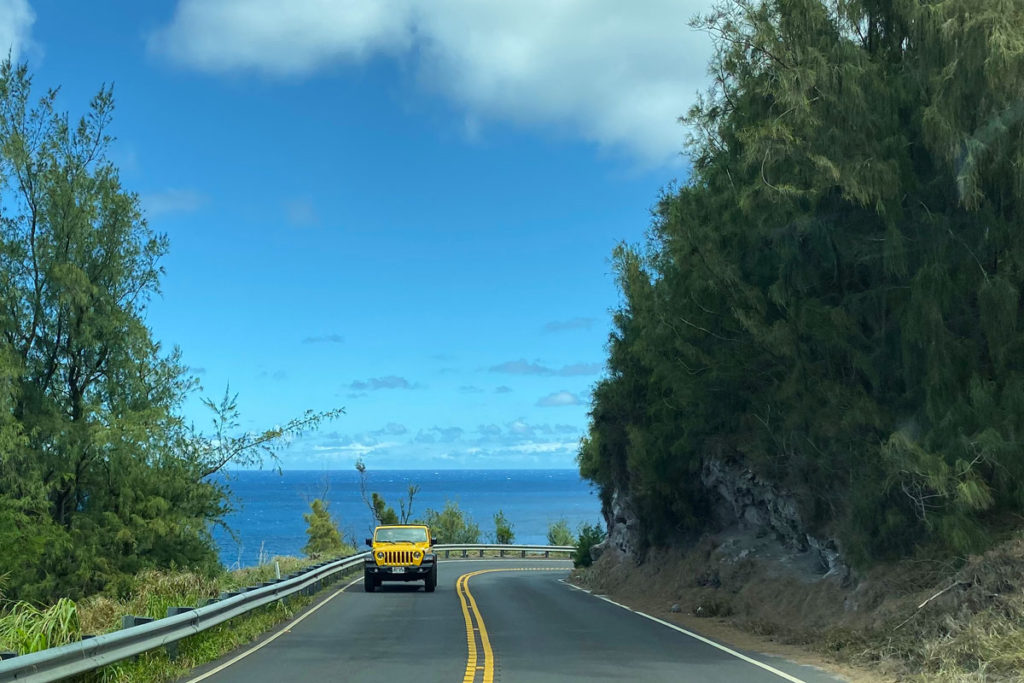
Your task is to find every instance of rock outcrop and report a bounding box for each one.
[591,486,642,563]
[594,455,849,580]
[701,457,848,579]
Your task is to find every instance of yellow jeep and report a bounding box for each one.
[363,524,437,592]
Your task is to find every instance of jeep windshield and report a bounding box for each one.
[375,528,428,543]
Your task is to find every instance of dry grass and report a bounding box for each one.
[575,533,1024,682]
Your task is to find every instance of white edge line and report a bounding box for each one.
[184,575,364,682]
[560,580,807,683]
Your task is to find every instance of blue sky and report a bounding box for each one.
[5,1,713,469]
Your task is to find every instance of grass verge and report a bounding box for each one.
[0,553,358,682]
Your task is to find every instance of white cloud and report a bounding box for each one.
[313,441,397,455]
[150,0,715,165]
[506,441,577,454]
[490,359,602,377]
[537,391,583,407]
[0,0,34,61]
[143,188,207,217]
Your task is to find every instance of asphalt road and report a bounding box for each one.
[185,559,844,683]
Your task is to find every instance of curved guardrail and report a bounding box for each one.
[0,544,574,682]
[436,543,574,558]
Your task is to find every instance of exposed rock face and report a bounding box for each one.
[592,487,642,563]
[700,457,849,579]
[595,456,849,580]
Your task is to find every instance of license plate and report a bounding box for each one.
[391,567,405,574]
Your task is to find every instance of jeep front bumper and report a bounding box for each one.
[364,557,435,580]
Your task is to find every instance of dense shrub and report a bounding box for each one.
[423,500,481,544]
[492,510,515,544]
[573,524,605,568]
[547,519,575,546]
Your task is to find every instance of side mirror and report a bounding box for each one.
[365,538,373,547]
[430,537,437,546]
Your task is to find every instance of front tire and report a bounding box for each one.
[364,573,376,592]
[425,566,437,592]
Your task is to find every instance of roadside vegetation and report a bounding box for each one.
[0,58,348,678]
[576,0,1024,678]
[546,519,575,546]
[0,556,357,682]
[0,55,342,607]
[580,0,1024,566]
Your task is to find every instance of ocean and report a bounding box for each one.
[211,469,603,568]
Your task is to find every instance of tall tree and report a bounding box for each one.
[0,62,342,601]
[581,0,1024,563]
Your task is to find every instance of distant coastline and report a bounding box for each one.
[212,468,600,568]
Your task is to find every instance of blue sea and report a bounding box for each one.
[211,469,602,568]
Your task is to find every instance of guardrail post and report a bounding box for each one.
[121,615,154,629]
[164,608,194,661]
[0,650,17,660]
[479,549,484,558]
[499,549,504,558]
[544,551,549,558]
[119,614,155,662]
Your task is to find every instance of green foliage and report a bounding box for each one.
[547,519,575,546]
[492,510,515,544]
[0,61,342,603]
[581,0,1024,564]
[301,499,345,558]
[371,493,399,525]
[0,598,80,654]
[423,500,481,544]
[573,524,605,568]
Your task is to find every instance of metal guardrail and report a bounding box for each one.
[435,543,575,558]
[0,544,573,682]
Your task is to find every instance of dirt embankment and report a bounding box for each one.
[572,532,1024,682]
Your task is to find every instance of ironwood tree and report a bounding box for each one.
[580,0,1024,564]
[0,61,342,601]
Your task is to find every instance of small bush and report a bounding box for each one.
[424,500,481,543]
[547,519,575,546]
[493,510,515,544]
[302,499,345,557]
[574,523,605,568]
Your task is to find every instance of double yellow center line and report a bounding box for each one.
[457,568,564,683]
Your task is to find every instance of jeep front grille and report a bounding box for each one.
[382,550,414,565]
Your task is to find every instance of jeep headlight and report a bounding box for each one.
[376,551,385,560]
[413,551,422,559]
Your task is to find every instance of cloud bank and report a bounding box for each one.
[489,359,602,377]
[536,391,583,407]
[150,0,715,165]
